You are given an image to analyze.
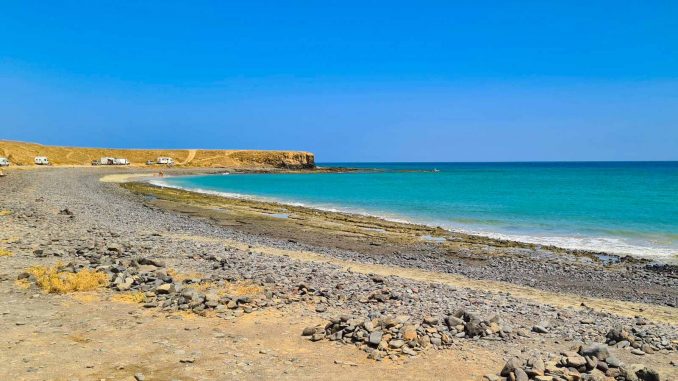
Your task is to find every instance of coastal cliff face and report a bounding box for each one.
[0,140,315,169]
[228,150,315,169]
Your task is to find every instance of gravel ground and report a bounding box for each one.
[0,168,676,380]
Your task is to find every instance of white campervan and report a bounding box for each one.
[113,158,130,165]
[0,157,9,167]
[100,157,115,165]
[34,156,50,165]
[157,157,174,165]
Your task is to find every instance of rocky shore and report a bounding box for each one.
[0,168,676,380]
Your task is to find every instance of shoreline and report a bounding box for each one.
[120,177,678,308]
[144,175,677,263]
[0,167,676,380]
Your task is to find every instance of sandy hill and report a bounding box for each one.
[0,140,315,169]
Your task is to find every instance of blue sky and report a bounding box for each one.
[1,1,676,162]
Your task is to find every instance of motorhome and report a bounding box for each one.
[0,157,9,167]
[100,157,115,165]
[34,156,50,165]
[113,158,130,165]
[157,157,174,165]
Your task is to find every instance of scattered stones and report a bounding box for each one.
[496,343,665,381]
[306,309,519,361]
[4,169,677,378]
[315,304,327,313]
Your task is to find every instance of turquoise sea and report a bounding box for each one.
[153,162,678,261]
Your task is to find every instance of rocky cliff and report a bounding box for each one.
[0,140,315,169]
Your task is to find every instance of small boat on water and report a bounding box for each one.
[432,168,440,173]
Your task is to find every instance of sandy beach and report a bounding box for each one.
[0,167,676,380]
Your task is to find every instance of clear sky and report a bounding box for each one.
[1,1,676,162]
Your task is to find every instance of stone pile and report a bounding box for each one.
[100,256,289,317]
[606,326,676,355]
[303,309,510,361]
[491,344,661,381]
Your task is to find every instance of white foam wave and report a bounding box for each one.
[147,179,677,261]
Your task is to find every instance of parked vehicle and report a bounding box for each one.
[34,156,50,165]
[113,158,130,165]
[157,157,174,165]
[0,157,9,167]
[97,157,115,165]
[91,160,100,166]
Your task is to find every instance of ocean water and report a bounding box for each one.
[153,162,678,261]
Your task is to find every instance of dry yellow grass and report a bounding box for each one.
[27,263,109,293]
[169,310,199,320]
[185,280,264,298]
[167,268,204,282]
[70,293,100,303]
[69,333,92,344]
[111,291,146,304]
[226,282,264,297]
[15,279,30,289]
[0,140,314,168]
[0,248,13,257]
[0,209,12,216]
[188,281,216,292]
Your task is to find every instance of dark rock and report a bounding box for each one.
[514,368,529,381]
[581,343,610,361]
[501,357,522,377]
[138,258,166,268]
[315,304,327,313]
[605,355,621,368]
[368,331,383,346]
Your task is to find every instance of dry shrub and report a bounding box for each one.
[0,248,13,257]
[27,263,108,293]
[0,210,12,216]
[111,292,146,304]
